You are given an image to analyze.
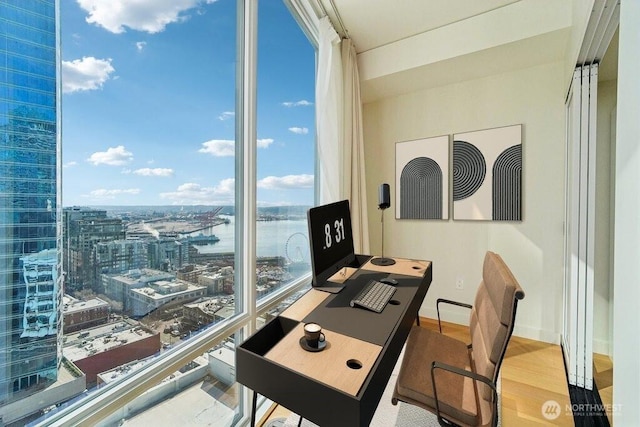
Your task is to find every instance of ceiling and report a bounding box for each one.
[318,0,521,54]
[315,0,618,102]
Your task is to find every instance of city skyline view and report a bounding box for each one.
[61,0,316,207]
[1,1,317,423]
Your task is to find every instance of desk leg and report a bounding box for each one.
[416,311,420,326]
[297,415,303,426]
[251,390,257,426]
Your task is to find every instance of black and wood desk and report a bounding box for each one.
[237,256,432,427]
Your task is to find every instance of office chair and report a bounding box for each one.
[391,251,525,426]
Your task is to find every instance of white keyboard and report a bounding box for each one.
[350,279,396,313]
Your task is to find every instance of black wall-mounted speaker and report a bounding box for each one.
[378,183,390,210]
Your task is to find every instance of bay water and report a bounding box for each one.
[194,216,310,262]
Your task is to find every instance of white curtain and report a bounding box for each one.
[316,17,370,253]
[341,38,370,254]
[316,16,342,205]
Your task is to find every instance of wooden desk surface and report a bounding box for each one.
[360,258,429,277]
[265,323,382,396]
[280,289,330,322]
[269,257,432,396]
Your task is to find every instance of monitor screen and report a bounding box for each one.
[307,200,356,287]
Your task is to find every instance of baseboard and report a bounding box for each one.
[592,338,611,356]
[420,307,468,326]
[512,324,560,344]
[420,308,561,344]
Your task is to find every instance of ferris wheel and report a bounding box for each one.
[285,232,309,263]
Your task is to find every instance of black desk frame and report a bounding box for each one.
[237,257,432,427]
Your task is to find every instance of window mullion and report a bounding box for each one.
[235,0,258,330]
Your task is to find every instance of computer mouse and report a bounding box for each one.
[380,277,398,286]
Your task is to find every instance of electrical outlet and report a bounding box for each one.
[456,278,464,290]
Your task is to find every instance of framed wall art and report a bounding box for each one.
[395,135,449,220]
[452,124,522,221]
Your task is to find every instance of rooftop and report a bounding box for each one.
[64,320,156,361]
[63,295,110,314]
[131,282,205,301]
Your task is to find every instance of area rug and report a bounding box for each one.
[282,348,502,426]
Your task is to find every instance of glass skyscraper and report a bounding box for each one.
[0,0,61,402]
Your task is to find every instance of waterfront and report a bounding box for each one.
[193,216,310,262]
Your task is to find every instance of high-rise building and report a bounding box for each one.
[95,239,148,276]
[147,238,189,271]
[0,0,61,402]
[63,207,126,291]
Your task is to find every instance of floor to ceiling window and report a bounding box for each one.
[255,0,315,302]
[0,1,318,426]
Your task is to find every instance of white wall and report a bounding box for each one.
[613,0,640,423]
[363,61,566,343]
[593,78,616,356]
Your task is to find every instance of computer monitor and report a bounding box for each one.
[307,200,356,291]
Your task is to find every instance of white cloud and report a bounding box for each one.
[257,138,274,148]
[87,145,133,166]
[77,0,218,34]
[282,100,313,107]
[257,174,314,190]
[85,188,141,199]
[198,139,234,157]
[288,127,308,135]
[133,168,174,177]
[159,179,234,204]
[62,56,115,93]
[136,41,147,51]
[63,161,78,168]
[198,138,273,156]
[218,111,234,121]
[215,178,235,195]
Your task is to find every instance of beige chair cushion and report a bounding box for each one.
[396,326,479,426]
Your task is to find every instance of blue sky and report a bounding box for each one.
[61,0,316,207]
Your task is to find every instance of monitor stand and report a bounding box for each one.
[370,257,396,266]
[315,265,361,293]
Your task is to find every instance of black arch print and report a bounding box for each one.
[400,157,443,219]
[492,144,522,220]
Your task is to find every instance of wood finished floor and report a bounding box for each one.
[260,318,575,426]
[428,318,574,426]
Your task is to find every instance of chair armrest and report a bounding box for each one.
[431,361,498,427]
[436,298,472,333]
